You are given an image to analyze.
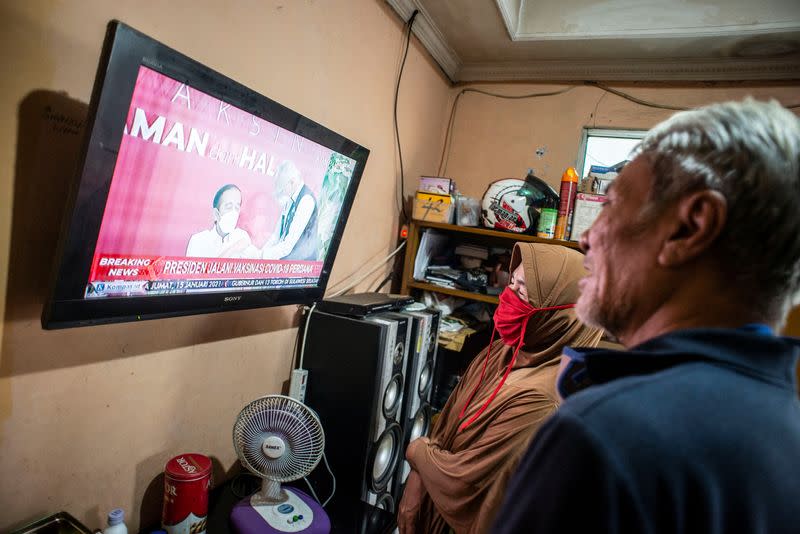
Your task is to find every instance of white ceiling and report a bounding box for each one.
[386,0,800,82]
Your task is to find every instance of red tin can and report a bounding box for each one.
[162,453,212,534]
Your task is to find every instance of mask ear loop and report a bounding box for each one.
[457,303,575,433]
[458,314,532,432]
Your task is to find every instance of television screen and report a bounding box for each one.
[43,21,369,328]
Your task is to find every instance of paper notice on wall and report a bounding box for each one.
[570,193,606,242]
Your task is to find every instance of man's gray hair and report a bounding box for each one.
[276,160,301,183]
[637,98,800,321]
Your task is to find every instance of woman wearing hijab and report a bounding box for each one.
[397,242,602,534]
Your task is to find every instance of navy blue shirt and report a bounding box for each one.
[492,326,800,534]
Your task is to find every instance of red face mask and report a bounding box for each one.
[494,286,537,346]
[458,286,575,432]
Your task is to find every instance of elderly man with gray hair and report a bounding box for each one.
[262,159,319,261]
[493,99,800,534]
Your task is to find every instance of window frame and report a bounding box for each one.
[575,127,647,180]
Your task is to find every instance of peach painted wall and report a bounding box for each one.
[0,1,451,530]
[441,82,800,196]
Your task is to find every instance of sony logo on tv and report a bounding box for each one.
[224,296,242,303]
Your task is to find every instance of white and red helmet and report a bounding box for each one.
[481,174,558,233]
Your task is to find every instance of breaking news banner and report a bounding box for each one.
[87,277,318,298]
[85,64,357,299]
[86,255,322,297]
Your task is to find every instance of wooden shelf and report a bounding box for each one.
[400,220,618,348]
[400,220,583,306]
[406,281,500,304]
[411,220,582,250]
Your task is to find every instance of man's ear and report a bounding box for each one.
[658,190,727,267]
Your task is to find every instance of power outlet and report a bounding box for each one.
[289,369,309,402]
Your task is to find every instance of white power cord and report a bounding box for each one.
[297,238,400,373]
[301,451,336,508]
[289,302,317,402]
[328,241,406,298]
[303,476,323,504]
[294,238,396,506]
[321,451,336,507]
[297,302,317,371]
[293,240,406,395]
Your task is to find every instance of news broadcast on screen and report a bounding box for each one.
[86,65,357,298]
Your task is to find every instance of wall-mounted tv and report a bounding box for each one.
[42,21,369,329]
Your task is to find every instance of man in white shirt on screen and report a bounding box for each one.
[261,160,319,261]
[186,184,260,258]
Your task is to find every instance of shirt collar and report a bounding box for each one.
[558,325,799,399]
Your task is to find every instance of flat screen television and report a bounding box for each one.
[42,21,369,329]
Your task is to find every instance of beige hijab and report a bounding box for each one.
[405,242,602,534]
[510,241,598,368]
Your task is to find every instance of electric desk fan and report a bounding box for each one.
[231,395,331,534]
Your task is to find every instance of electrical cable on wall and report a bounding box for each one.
[394,9,420,222]
[292,240,406,369]
[293,242,405,371]
[590,91,608,128]
[324,240,406,296]
[340,9,418,300]
[437,86,575,176]
[587,82,689,111]
[329,241,406,298]
[373,272,394,293]
[436,83,800,176]
[589,82,800,110]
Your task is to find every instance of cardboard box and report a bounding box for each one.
[413,191,453,223]
[570,193,605,241]
[419,176,453,195]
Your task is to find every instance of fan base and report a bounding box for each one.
[231,487,330,534]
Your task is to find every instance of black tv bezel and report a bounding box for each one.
[42,21,369,329]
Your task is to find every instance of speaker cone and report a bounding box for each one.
[383,373,403,418]
[369,423,402,491]
[418,361,432,397]
[409,405,431,443]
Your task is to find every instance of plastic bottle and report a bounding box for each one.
[536,195,558,239]
[102,508,128,534]
[554,167,579,240]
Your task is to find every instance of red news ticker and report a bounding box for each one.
[89,254,323,282]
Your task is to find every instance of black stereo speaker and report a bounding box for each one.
[387,309,441,498]
[303,310,411,528]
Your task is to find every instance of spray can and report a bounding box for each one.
[163,453,212,534]
[554,167,579,240]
